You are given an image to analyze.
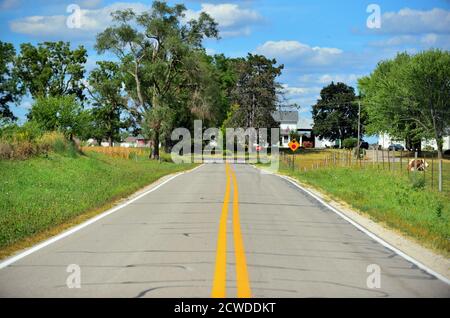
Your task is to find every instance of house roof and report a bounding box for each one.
[272,111,299,123]
[124,135,145,142]
[297,117,313,129]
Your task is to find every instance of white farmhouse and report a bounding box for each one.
[272,111,334,148]
[378,133,450,151]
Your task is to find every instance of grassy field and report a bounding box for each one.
[273,151,450,255]
[0,150,196,254]
[280,149,450,194]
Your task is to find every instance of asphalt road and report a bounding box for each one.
[0,163,449,297]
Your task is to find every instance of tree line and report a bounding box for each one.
[0,1,284,159]
[311,49,449,159]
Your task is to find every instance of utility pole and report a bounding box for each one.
[357,101,361,163]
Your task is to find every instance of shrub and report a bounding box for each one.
[13,141,37,160]
[37,131,66,153]
[0,129,79,160]
[342,138,358,149]
[159,151,174,163]
[0,143,13,159]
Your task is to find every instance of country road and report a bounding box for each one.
[0,163,449,298]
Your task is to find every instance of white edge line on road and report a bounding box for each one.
[252,165,450,285]
[0,164,204,270]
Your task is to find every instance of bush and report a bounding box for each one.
[342,138,358,149]
[37,131,66,153]
[0,143,13,159]
[13,141,37,160]
[0,129,79,160]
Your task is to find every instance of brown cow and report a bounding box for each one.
[407,159,429,171]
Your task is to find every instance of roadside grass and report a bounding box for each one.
[0,151,196,255]
[277,165,450,256]
[281,148,450,195]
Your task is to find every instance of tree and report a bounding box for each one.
[27,95,90,140]
[359,49,450,159]
[95,1,219,159]
[358,53,421,150]
[87,61,129,146]
[0,41,22,122]
[226,54,283,129]
[312,82,361,144]
[15,41,87,101]
[359,50,450,192]
[209,54,240,125]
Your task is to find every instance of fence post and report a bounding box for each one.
[387,149,391,171]
[414,151,418,173]
[407,151,410,175]
[400,150,403,171]
[438,159,443,192]
[382,149,385,170]
[431,153,434,189]
[423,152,426,184]
[393,149,396,172]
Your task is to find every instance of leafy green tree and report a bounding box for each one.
[358,53,421,150]
[95,1,219,159]
[15,41,87,101]
[342,137,358,149]
[359,49,450,158]
[87,61,129,146]
[209,54,240,125]
[226,54,283,129]
[312,82,361,144]
[27,95,90,140]
[0,41,23,122]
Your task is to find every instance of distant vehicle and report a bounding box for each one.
[360,141,369,150]
[388,144,404,151]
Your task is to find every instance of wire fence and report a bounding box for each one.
[280,149,449,194]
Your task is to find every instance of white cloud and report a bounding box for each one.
[255,40,343,66]
[379,8,450,35]
[299,74,364,85]
[370,33,450,49]
[281,84,321,97]
[9,2,150,39]
[185,3,263,37]
[10,2,262,39]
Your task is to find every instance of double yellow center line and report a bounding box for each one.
[211,163,251,298]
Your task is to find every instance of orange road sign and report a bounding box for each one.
[288,139,300,152]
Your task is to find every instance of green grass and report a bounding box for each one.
[277,165,450,255]
[0,152,196,251]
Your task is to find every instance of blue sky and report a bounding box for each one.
[1,0,449,141]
